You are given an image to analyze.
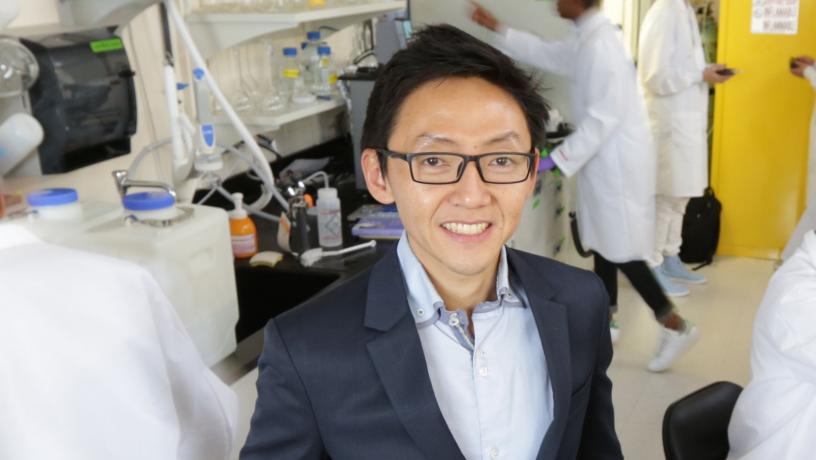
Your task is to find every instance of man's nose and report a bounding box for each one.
[449,161,491,207]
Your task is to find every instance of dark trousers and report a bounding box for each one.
[593,253,673,321]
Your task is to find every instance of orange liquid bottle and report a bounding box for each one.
[229,193,258,259]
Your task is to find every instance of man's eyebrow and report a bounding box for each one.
[484,131,522,145]
[415,133,458,147]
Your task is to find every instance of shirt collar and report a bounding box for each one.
[396,233,519,327]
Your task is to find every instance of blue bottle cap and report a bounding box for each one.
[122,191,175,211]
[27,188,79,207]
[283,47,297,57]
[307,31,321,41]
[317,46,331,56]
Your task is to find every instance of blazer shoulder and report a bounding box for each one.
[509,248,607,310]
[272,267,373,343]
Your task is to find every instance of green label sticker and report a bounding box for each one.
[90,38,124,53]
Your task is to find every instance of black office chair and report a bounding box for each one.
[662,381,743,460]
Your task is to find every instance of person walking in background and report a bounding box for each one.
[638,0,734,295]
[470,0,699,372]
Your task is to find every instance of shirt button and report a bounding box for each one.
[479,367,489,377]
[479,349,487,358]
[489,447,500,458]
[416,308,425,316]
[448,315,460,327]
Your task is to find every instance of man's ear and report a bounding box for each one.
[361,148,395,204]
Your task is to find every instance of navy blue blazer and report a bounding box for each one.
[240,246,622,460]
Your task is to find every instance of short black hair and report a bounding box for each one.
[360,24,549,173]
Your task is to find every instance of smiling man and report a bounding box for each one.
[241,24,621,460]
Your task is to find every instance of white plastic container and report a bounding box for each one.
[21,188,121,243]
[317,187,342,248]
[65,192,239,367]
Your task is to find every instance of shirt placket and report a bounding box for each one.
[471,298,507,460]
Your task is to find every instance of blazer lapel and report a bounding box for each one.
[507,250,572,460]
[364,248,465,460]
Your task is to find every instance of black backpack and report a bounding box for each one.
[679,187,722,269]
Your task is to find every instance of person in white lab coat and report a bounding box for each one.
[0,223,237,460]
[470,0,699,372]
[781,55,816,260]
[638,0,733,295]
[727,230,816,460]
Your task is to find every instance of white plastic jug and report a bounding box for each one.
[67,191,239,367]
[20,188,121,244]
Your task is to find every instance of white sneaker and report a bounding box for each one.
[610,320,621,344]
[647,322,700,373]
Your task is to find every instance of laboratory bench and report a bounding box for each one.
[202,137,394,383]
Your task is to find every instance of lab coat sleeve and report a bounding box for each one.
[762,244,816,384]
[805,66,816,90]
[551,43,627,177]
[240,319,325,460]
[0,240,237,460]
[577,275,624,460]
[638,7,703,97]
[499,27,578,77]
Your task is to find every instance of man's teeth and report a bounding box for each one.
[442,222,489,236]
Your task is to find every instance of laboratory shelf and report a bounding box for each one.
[213,97,345,130]
[186,1,407,58]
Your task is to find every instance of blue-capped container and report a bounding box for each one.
[26,188,82,221]
[123,190,178,221]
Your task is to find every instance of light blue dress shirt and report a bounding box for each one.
[396,235,554,460]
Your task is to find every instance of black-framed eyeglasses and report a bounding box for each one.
[375,148,536,185]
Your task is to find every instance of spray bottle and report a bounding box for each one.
[317,186,342,248]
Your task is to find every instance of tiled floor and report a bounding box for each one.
[229,255,777,460]
[608,255,775,460]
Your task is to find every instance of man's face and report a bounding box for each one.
[362,77,537,281]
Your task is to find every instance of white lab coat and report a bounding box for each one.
[0,224,237,460]
[781,66,816,260]
[638,0,709,198]
[499,10,656,263]
[728,230,816,459]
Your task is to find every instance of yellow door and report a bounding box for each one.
[713,0,816,259]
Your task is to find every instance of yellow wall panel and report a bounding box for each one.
[713,0,816,259]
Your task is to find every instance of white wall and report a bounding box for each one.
[410,0,576,122]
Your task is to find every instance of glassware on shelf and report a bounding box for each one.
[228,47,252,112]
[241,43,266,112]
[301,31,323,90]
[281,47,315,105]
[313,45,337,97]
[261,40,287,112]
[280,47,299,104]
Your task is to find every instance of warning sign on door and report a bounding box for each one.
[751,0,799,35]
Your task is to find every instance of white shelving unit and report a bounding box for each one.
[213,97,345,131]
[186,1,406,59]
